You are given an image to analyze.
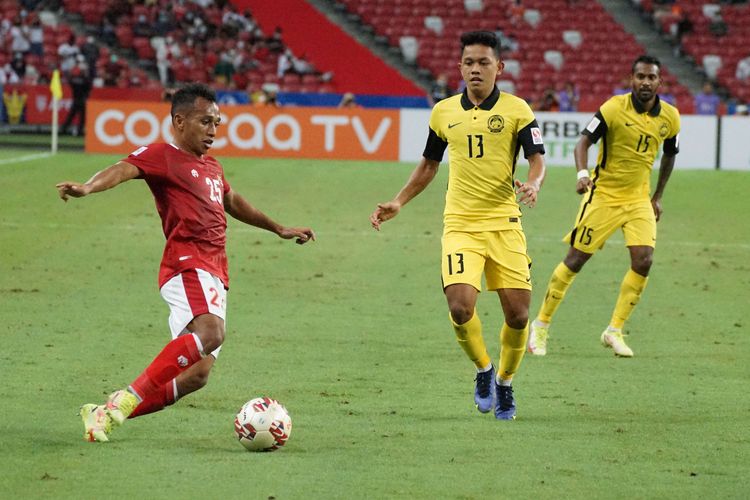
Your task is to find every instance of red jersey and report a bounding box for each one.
[124,143,232,288]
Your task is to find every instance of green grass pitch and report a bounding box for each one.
[1,149,748,498]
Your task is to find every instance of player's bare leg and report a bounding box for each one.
[175,355,215,395]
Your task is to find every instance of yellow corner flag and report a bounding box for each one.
[50,69,63,100]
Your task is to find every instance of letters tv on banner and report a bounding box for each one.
[85,100,399,161]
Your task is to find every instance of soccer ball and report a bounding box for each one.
[234,397,292,452]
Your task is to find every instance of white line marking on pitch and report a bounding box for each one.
[0,152,53,165]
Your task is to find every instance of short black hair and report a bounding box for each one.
[631,55,661,74]
[170,83,217,117]
[460,31,500,59]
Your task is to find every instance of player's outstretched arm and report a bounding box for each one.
[224,190,315,245]
[573,135,594,194]
[651,153,676,222]
[56,161,140,202]
[515,152,546,208]
[370,157,439,231]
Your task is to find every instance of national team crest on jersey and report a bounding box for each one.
[488,115,504,133]
[658,123,669,138]
[191,169,199,178]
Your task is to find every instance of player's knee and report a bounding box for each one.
[449,304,474,325]
[197,328,224,354]
[564,254,587,273]
[505,311,529,330]
[630,252,653,276]
[632,255,652,276]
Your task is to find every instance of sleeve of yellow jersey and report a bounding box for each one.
[597,96,619,129]
[428,103,446,141]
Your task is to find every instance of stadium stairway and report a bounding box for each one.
[598,0,704,94]
[232,0,424,96]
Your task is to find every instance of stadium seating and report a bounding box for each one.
[338,0,692,110]
[1,0,335,95]
[637,0,750,107]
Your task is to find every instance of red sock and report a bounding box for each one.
[128,380,177,419]
[130,333,202,400]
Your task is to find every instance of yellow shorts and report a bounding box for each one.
[564,199,656,253]
[441,229,532,292]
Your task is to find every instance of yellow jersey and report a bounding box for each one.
[583,93,680,205]
[424,87,545,232]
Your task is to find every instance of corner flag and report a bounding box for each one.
[50,69,63,100]
[50,69,63,153]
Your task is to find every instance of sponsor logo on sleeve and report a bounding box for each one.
[531,127,543,144]
[586,116,600,133]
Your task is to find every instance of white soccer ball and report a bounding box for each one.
[234,397,292,452]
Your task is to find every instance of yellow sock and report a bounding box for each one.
[610,269,649,329]
[537,262,578,323]
[498,322,529,381]
[451,311,491,369]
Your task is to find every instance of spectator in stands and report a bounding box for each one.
[24,60,40,85]
[292,54,316,76]
[277,49,293,78]
[557,82,579,112]
[58,35,79,73]
[266,27,285,53]
[708,12,727,37]
[10,52,26,81]
[10,17,31,54]
[493,27,519,55]
[659,81,676,105]
[339,92,360,108]
[428,74,452,106]
[258,84,280,107]
[61,63,92,136]
[673,11,692,44]
[81,36,100,79]
[535,87,559,111]
[103,54,122,87]
[506,0,525,25]
[735,104,749,116]
[28,18,43,57]
[694,82,720,115]
[154,7,176,37]
[133,14,154,39]
[214,50,237,85]
[0,63,21,85]
[736,53,750,81]
[99,17,118,47]
[613,77,630,96]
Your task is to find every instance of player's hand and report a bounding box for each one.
[56,182,91,201]
[576,177,593,194]
[279,227,316,245]
[370,201,401,231]
[651,198,663,222]
[514,180,539,208]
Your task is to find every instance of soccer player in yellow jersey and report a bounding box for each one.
[370,31,546,420]
[528,55,680,358]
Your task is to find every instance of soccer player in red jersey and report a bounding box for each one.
[56,83,316,442]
